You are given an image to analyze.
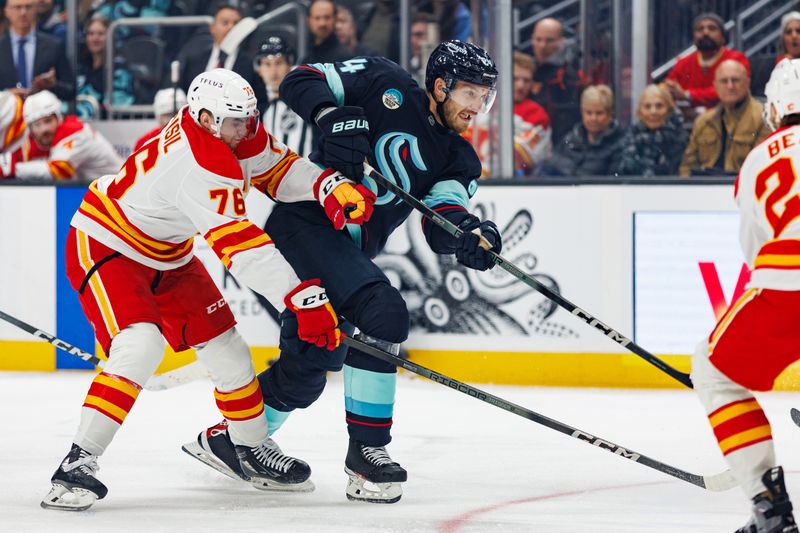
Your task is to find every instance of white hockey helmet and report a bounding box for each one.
[23,90,63,125]
[153,87,188,117]
[764,58,800,131]
[187,68,258,136]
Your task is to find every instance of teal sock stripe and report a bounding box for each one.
[264,404,291,435]
[344,364,396,418]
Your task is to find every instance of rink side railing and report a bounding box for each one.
[5,178,800,390]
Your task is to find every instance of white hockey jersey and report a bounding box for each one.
[14,115,122,180]
[71,108,328,310]
[0,90,26,154]
[736,124,800,290]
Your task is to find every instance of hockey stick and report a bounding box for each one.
[219,17,257,59]
[343,334,735,491]
[0,309,204,391]
[364,165,693,388]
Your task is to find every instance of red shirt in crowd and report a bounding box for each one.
[514,99,550,129]
[666,47,751,107]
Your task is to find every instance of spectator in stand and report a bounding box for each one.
[177,4,267,110]
[409,12,438,87]
[335,4,375,58]
[133,88,187,151]
[679,60,768,177]
[616,84,688,176]
[36,0,65,41]
[255,36,314,157]
[539,85,624,177]
[0,90,122,180]
[777,12,800,63]
[359,0,399,62]
[300,0,351,64]
[0,0,74,100]
[512,51,551,177]
[665,13,750,110]
[529,17,583,145]
[76,17,135,119]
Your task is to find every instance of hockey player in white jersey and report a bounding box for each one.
[41,68,372,511]
[0,90,26,154]
[0,90,122,180]
[691,58,800,533]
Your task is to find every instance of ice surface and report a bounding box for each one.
[2,370,799,532]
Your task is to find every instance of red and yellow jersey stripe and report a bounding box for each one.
[78,181,194,263]
[48,159,76,180]
[215,378,265,421]
[708,398,772,455]
[204,219,272,268]
[250,138,300,198]
[83,372,142,425]
[754,238,800,270]
[2,95,26,151]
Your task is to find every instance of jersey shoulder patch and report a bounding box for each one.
[181,110,243,180]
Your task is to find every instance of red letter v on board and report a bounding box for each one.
[698,262,751,321]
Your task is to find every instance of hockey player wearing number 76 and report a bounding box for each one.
[40,68,365,511]
[690,58,800,533]
[184,40,503,503]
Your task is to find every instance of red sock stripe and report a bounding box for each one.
[713,409,770,442]
[345,417,393,427]
[708,397,754,419]
[85,381,137,413]
[215,380,265,421]
[724,435,774,456]
[84,403,124,424]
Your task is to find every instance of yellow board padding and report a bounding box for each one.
[0,341,55,371]
[94,343,281,376]
[4,339,800,391]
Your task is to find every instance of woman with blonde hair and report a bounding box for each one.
[616,84,688,176]
[540,84,625,177]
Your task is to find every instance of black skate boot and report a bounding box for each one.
[182,420,248,482]
[737,466,799,533]
[344,439,407,503]
[41,444,108,511]
[235,438,314,492]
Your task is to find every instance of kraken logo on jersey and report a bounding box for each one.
[368,132,428,206]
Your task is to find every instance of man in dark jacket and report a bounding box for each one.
[529,17,583,145]
[300,0,352,64]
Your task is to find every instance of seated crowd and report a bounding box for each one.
[0,2,794,179]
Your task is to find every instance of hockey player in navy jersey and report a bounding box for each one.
[182,40,502,503]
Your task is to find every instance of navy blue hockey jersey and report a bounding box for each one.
[280,56,483,257]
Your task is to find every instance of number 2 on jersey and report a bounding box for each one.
[755,157,800,237]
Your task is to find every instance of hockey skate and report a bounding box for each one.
[344,439,406,503]
[182,420,314,492]
[235,438,314,492]
[41,444,108,511]
[737,466,799,533]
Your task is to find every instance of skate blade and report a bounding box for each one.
[250,476,316,493]
[40,484,97,511]
[181,440,249,483]
[344,467,402,504]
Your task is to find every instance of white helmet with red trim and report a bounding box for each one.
[187,68,258,136]
[764,58,800,131]
[23,90,63,125]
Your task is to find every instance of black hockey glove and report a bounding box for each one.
[315,106,371,181]
[455,217,502,271]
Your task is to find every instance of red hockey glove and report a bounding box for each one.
[284,279,341,350]
[314,168,376,230]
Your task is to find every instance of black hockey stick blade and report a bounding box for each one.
[342,334,735,491]
[791,408,800,427]
[364,165,693,389]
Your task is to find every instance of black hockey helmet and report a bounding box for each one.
[425,40,498,94]
[254,35,295,66]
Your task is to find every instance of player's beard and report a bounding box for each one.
[443,99,472,134]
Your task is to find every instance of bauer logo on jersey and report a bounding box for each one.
[382,89,403,110]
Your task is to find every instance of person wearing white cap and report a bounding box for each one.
[133,87,188,150]
[0,89,122,180]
